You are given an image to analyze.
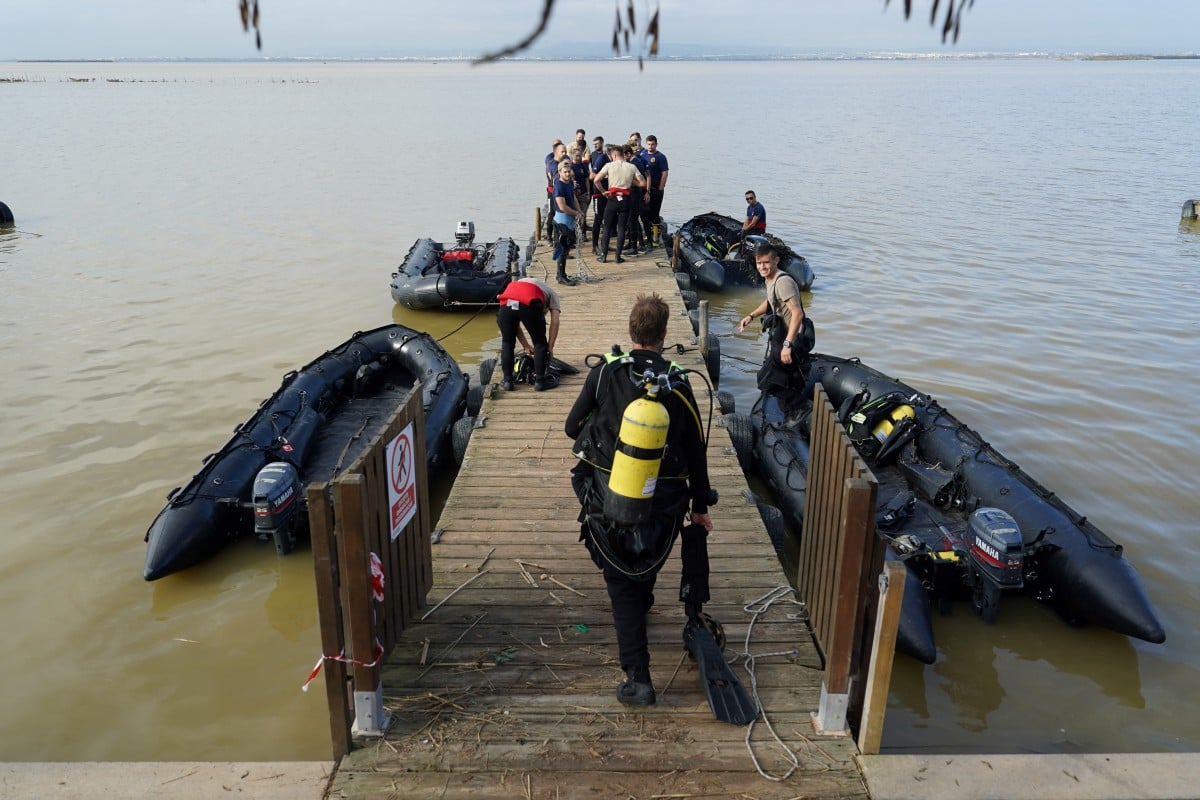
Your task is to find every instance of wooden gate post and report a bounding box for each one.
[335,474,390,737]
[856,560,906,754]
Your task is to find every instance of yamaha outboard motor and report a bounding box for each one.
[252,461,304,555]
[965,506,1023,623]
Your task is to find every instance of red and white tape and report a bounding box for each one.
[303,551,386,692]
[301,640,384,692]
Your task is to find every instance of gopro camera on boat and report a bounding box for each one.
[454,220,475,246]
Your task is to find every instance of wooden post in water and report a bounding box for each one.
[856,560,906,754]
[335,474,391,737]
[307,481,352,759]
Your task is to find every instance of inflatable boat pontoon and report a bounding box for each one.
[143,324,470,580]
[390,221,521,309]
[673,212,813,293]
[729,354,1165,662]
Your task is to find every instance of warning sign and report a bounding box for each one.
[386,421,418,540]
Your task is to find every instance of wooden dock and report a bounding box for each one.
[329,241,869,799]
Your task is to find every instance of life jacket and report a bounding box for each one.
[496,280,545,307]
[441,249,475,266]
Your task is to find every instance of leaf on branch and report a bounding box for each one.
[883,0,972,43]
[237,1,262,51]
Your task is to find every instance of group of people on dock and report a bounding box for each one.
[544,129,670,283]
[486,131,811,709]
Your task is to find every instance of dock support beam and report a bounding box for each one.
[856,561,906,754]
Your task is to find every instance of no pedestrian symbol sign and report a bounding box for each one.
[386,422,418,541]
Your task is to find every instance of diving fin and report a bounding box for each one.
[549,356,580,375]
[683,616,757,726]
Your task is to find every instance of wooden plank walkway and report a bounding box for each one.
[329,241,868,799]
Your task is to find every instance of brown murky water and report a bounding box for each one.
[1,59,1197,759]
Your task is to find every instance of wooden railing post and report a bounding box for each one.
[857,560,907,755]
[307,482,352,759]
[814,476,875,734]
[698,300,709,353]
[335,474,390,737]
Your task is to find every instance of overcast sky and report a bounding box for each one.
[1,1,1196,61]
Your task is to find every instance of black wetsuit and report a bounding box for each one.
[756,273,815,418]
[564,349,711,674]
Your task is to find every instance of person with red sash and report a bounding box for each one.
[592,144,647,264]
[496,277,562,392]
[742,190,767,233]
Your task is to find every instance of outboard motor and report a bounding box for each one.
[252,461,304,555]
[455,220,476,247]
[965,506,1023,623]
[741,234,768,256]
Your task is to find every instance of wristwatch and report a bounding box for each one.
[782,340,793,349]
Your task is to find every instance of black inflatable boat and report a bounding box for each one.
[143,324,470,580]
[673,212,813,293]
[728,354,1165,662]
[389,221,521,309]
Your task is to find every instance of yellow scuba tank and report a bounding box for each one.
[604,375,670,525]
[872,404,915,443]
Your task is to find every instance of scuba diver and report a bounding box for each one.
[495,277,562,392]
[565,294,752,723]
[739,241,815,429]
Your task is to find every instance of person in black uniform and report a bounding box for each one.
[564,293,714,706]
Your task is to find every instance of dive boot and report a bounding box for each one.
[616,666,656,706]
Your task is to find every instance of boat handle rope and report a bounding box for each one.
[735,585,806,781]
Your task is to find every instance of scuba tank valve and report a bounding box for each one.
[604,371,671,525]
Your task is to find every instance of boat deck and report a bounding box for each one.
[327,239,869,798]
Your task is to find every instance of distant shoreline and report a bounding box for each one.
[7,53,1199,65]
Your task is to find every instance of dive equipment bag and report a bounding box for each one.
[841,391,918,464]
